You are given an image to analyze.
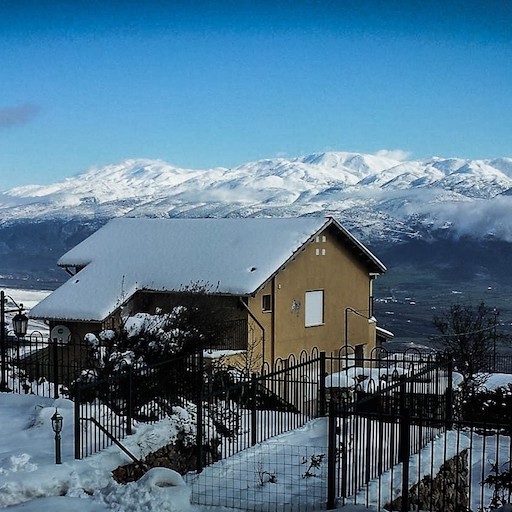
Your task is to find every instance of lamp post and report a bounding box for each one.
[0,290,29,391]
[51,409,63,464]
[345,307,369,351]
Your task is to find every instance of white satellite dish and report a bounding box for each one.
[50,325,71,345]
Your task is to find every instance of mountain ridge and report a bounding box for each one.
[1,151,512,245]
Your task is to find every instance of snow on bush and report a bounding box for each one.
[108,350,139,371]
[99,329,116,342]
[170,404,198,447]
[77,369,98,383]
[84,333,99,347]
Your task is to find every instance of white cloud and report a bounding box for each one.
[374,149,411,161]
[407,195,512,242]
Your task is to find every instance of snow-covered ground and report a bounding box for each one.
[0,393,377,511]
[1,390,510,511]
[0,393,195,511]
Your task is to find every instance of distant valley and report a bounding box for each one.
[1,151,512,343]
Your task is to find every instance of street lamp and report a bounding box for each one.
[1,290,29,391]
[51,409,63,464]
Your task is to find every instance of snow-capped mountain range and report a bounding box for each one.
[2,151,512,244]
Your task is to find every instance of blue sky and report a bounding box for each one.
[1,0,512,190]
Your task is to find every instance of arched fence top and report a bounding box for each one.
[262,347,322,376]
[337,345,356,358]
[4,329,47,344]
[258,345,454,378]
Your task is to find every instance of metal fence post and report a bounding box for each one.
[0,291,7,391]
[251,373,258,446]
[74,385,81,459]
[399,406,411,512]
[196,350,204,474]
[398,378,411,512]
[327,399,338,509]
[340,408,348,500]
[52,338,59,399]
[446,359,453,429]
[126,365,133,436]
[318,351,326,417]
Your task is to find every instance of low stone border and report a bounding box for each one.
[385,449,469,512]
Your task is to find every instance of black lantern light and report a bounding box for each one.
[51,409,63,464]
[12,309,28,339]
[51,409,63,434]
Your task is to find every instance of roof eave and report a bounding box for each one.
[29,313,105,323]
[328,217,387,274]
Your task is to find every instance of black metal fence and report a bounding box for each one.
[6,335,512,511]
[326,354,512,512]
[5,332,512,402]
[73,348,326,466]
[200,349,324,463]
[484,353,512,374]
[188,349,445,510]
[73,351,203,459]
[332,414,512,511]
[2,331,94,397]
[190,442,329,512]
[191,348,512,511]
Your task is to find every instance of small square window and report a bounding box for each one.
[262,294,272,312]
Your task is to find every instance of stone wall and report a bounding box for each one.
[385,449,469,512]
[112,440,220,484]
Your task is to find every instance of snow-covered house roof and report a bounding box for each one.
[30,216,385,322]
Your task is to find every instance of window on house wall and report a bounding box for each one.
[262,294,272,312]
[305,290,324,326]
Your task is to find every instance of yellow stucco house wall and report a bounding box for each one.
[245,222,380,364]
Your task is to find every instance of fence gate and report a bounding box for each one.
[327,358,457,511]
[190,350,327,511]
[326,358,512,512]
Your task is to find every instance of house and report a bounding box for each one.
[30,216,386,367]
